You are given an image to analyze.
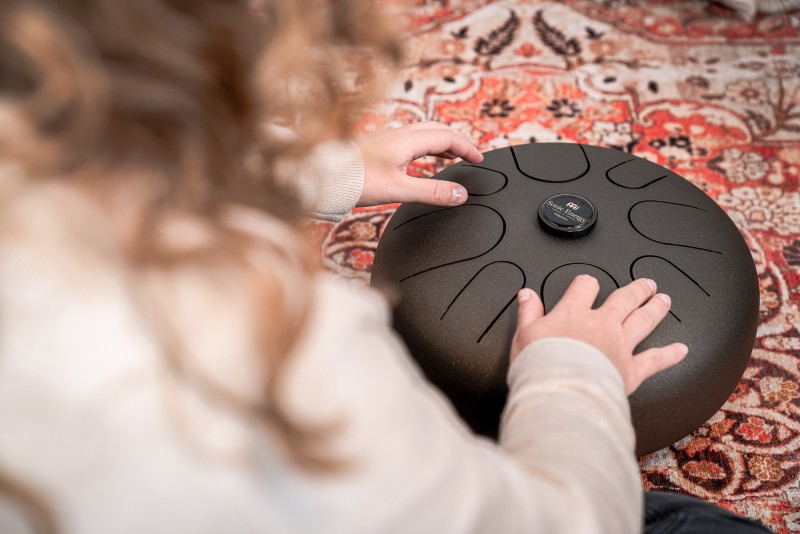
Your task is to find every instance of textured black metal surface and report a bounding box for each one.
[371,143,759,456]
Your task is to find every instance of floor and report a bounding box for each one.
[311,1,800,530]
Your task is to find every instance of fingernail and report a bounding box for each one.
[657,293,671,305]
[518,288,531,302]
[644,278,657,293]
[450,185,467,205]
[676,343,689,357]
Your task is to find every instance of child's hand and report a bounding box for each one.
[510,275,688,395]
[355,121,484,207]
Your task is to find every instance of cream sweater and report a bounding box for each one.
[0,148,642,534]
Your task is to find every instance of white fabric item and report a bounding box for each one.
[295,139,364,222]
[266,124,365,222]
[717,0,758,19]
[715,0,800,19]
[764,0,800,12]
[0,168,642,533]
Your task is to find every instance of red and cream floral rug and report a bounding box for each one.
[311,1,800,530]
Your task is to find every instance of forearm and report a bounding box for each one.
[274,122,484,221]
[268,123,365,222]
[294,139,364,222]
[284,278,643,532]
[500,337,642,533]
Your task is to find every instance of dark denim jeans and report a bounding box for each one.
[644,491,773,533]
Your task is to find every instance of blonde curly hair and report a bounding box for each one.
[0,0,401,531]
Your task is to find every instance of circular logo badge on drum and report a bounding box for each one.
[538,193,598,237]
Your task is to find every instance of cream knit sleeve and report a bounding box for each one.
[282,278,643,533]
[500,338,642,533]
[292,139,365,222]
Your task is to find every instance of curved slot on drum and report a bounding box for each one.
[540,263,619,313]
[441,261,526,343]
[435,163,508,196]
[606,158,667,189]
[390,204,506,281]
[629,201,723,254]
[511,143,590,183]
[630,255,711,322]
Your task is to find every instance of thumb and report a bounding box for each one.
[510,288,545,364]
[516,288,544,328]
[399,178,468,206]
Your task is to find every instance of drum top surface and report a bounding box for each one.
[371,143,759,455]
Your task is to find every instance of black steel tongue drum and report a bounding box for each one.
[371,143,759,456]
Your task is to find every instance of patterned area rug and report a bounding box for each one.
[311,1,800,530]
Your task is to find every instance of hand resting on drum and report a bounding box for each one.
[511,275,688,395]
[356,121,484,207]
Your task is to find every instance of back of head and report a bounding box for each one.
[0,1,401,531]
[0,0,401,214]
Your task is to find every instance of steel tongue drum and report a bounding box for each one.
[371,142,759,456]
